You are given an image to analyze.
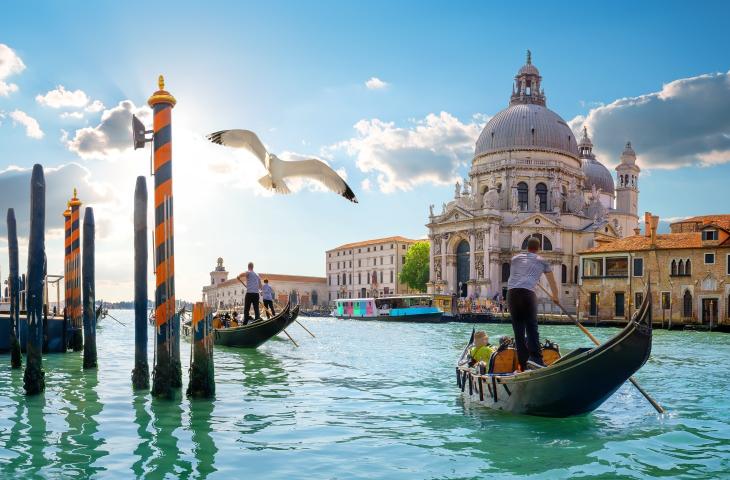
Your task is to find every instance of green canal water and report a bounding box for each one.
[0,311,729,479]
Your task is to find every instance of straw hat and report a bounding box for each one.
[474,331,489,346]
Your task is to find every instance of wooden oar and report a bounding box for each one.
[458,328,476,366]
[537,284,665,414]
[295,319,316,338]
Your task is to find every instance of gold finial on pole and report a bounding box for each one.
[73,187,77,198]
[148,74,176,107]
[158,75,165,91]
[526,49,532,65]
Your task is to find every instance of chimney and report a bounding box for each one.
[650,215,659,246]
[644,212,652,237]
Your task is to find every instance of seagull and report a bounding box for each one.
[206,129,358,203]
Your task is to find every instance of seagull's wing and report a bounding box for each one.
[276,158,358,203]
[206,129,268,166]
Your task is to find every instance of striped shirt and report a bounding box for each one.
[245,270,261,293]
[507,252,551,291]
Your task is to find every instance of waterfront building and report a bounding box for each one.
[578,213,730,326]
[202,258,327,309]
[426,52,639,310]
[325,236,418,301]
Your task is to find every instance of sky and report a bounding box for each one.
[0,1,729,301]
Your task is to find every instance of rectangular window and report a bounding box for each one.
[705,253,716,264]
[582,258,603,278]
[349,261,352,268]
[661,291,671,310]
[390,270,393,283]
[605,257,628,277]
[402,257,406,265]
[589,292,599,316]
[380,245,383,250]
[402,245,406,250]
[358,259,361,267]
[702,230,718,241]
[358,273,361,284]
[391,255,394,264]
[615,292,625,317]
[727,254,730,275]
[380,257,383,265]
[391,244,394,249]
[632,258,644,277]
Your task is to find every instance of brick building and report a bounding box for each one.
[578,213,730,327]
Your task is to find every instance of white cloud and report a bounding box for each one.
[85,100,105,113]
[9,110,44,139]
[36,85,90,108]
[361,178,372,191]
[365,77,388,90]
[65,100,151,159]
[60,111,84,120]
[571,70,730,169]
[0,44,25,96]
[329,111,482,192]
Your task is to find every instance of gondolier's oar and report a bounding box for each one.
[105,312,128,327]
[281,327,299,347]
[537,284,665,414]
[295,320,316,338]
[458,328,476,366]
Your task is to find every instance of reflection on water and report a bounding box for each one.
[0,312,728,478]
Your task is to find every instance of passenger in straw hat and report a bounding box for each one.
[469,331,495,366]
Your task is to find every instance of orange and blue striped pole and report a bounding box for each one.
[69,189,83,351]
[63,202,71,350]
[148,75,180,397]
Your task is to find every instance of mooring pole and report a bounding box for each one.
[24,164,45,395]
[69,190,83,351]
[186,302,215,398]
[63,202,71,350]
[132,176,149,389]
[7,208,22,368]
[82,207,97,369]
[149,75,180,397]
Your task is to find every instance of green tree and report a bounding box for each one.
[399,241,430,292]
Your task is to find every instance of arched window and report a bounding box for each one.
[501,262,511,283]
[536,183,548,212]
[683,290,692,318]
[671,259,677,276]
[561,264,567,284]
[517,182,528,211]
[521,233,553,251]
[678,259,684,276]
[685,259,692,276]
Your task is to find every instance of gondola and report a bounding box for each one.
[456,284,653,417]
[213,303,298,348]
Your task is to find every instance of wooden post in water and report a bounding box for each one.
[82,207,97,369]
[69,190,83,351]
[149,75,180,397]
[24,164,45,395]
[132,176,149,389]
[7,208,22,368]
[186,302,215,398]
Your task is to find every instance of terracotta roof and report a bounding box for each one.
[670,214,730,230]
[580,232,730,254]
[328,236,419,252]
[216,272,326,289]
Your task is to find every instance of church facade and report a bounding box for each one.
[426,52,640,310]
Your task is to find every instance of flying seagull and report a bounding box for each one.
[206,129,358,203]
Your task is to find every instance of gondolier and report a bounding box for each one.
[239,262,262,324]
[507,236,559,370]
[262,278,276,318]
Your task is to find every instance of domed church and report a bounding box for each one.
[426,51,640,308]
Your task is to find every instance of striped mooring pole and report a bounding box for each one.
[186,302,215,398]
[132,176,149,389]
[149,75,181,397]
[68,189,83,351]
[24,164,45,395]
[7,208,22,369]
[82,207,97,369]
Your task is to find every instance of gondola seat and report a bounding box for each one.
[488,347,520,374]
[543,346,561,366]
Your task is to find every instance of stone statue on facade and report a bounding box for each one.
[476,230,485,251]
[511,186,519,212]
[462,178,470,196]
[475,255,484,279]
[454,180,461,199]
[434,259,442,281]
[565,177,584,214]
[482,179,499,210]
[535,192,541,212]
[433,236,442,254]
[585,185,607,221]
[429,204,434,217]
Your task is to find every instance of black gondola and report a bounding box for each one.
[213,303,298,348]
[456,284,653,417]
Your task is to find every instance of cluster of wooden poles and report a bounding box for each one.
[6,164,97,395]
[131,76,214,399]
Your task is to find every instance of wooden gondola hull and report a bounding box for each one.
[457,290,653,417]
[213,304,297,348]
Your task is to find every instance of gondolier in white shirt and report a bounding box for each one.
[239,262,262,324]
[262,279,276,318]
[507,236,560,370]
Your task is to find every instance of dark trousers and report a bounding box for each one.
[263,299,275,318]
[244,292,260,322]
[507,288,544,370]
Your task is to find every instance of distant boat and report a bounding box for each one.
[456,284,653,417]
[333,295,444,323]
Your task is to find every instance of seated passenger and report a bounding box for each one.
[469,331,495,367]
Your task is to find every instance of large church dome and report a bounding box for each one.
[474,51,579,160]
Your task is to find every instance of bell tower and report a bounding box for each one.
[210,257,229,286]
[615,141,640,217]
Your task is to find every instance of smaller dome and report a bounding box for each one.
[583,158,615,195]
[518,63,540,76]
